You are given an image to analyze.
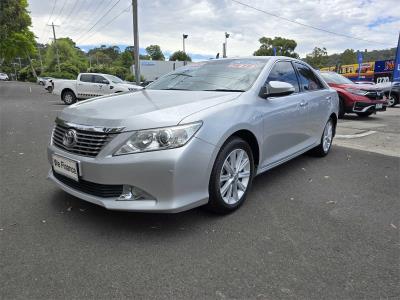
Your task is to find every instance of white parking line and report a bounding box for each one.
[336,130,377,139]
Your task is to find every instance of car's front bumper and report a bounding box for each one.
[47,136,217,212]
[352,101,387,113]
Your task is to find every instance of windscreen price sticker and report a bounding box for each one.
[52,154,79,181]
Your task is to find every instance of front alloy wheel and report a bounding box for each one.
[62,90,76,105]
[387,94,398,107]
[207,137,254,213]
[219,149,251,205]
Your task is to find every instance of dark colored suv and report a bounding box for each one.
[320,71,387,118]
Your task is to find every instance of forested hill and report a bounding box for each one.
[325,47,396,66]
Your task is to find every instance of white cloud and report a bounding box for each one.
[28,0,400,58]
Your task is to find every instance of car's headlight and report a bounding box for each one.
[114,122,202,155]
[345,88,368,96]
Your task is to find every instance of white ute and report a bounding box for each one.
[52,73,142,104]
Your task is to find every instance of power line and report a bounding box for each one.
[231,0,388,46]
[66,0,111,38]
[75,0,122,43]
[78,4,132,43]
[39,0,57,41]
[59,0,80,26]
[52,0,68,24]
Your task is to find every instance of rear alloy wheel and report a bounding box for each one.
[309,118,334,157]
[207,137,254,213]
[62,90,76,105]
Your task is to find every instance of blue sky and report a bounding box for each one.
[368,16,399,29]
[29,0,400,58]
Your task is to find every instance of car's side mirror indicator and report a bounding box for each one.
[260,81,295,98]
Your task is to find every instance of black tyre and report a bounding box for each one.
[206,137,255,214]
[309,118,334,157]
[46,86,53,93]
[356,111,373,117]
[387,93,398,107]
[338,97,345,119]
[62,90,77,105]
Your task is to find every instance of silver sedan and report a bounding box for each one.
[47,57,338,213]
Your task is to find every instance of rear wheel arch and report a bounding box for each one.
[329,113,337,136]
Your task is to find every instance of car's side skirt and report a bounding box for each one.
[256,142,319,176]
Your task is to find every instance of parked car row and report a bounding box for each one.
[0,73,9,80]
[48,73,142,104]
[319,71,389,118]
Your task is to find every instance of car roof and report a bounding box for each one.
[81,73,112,76]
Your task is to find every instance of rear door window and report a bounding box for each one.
[294,63,324,91]
[267,61,300,92]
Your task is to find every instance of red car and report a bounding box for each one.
[319,71,387,118]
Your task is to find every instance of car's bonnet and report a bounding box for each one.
[58,89,240,131]
[332,83,383,91]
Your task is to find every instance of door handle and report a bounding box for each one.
[299,101,308,107]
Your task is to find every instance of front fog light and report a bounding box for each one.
[117,185,155,201]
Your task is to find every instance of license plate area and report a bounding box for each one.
[376,103,383,109]
[52,154,79,181]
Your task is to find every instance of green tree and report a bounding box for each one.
[169,51,192,62]
[253,36,299,58]
[145,45,165,60]
[340,49,357,65]
[117,51,132,68]
[0,0,36,74]
[44,38,87,76]
[303,47,328,69]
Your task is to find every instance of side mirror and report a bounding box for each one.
[109,85,114,89]
[260,81,295,98]
[102,80,110,84]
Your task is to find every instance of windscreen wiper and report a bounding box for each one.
[202,89,245,92]
[161,88,189,90]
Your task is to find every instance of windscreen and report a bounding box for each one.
[146,59,268,92]
[320,72,353,84]
[107,75,124,84]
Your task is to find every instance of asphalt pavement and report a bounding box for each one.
[1,81,399,299]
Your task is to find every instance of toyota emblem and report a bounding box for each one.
[63,129,77,148]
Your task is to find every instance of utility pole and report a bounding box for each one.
[12,62,18,80]
[182,34,188,53]
[48,22,61,72]
[37,45,44,73]
[223,32,230,58]
[132,0,140,85]
[16,57,22,68]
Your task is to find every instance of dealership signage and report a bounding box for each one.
[357,51,363,80]
[393,33,400,82]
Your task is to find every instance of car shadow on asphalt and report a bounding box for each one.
[342,114,383,121]
[47,150,312,234]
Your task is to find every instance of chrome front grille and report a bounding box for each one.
[365,90,384,100]
[52,124,115,157]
